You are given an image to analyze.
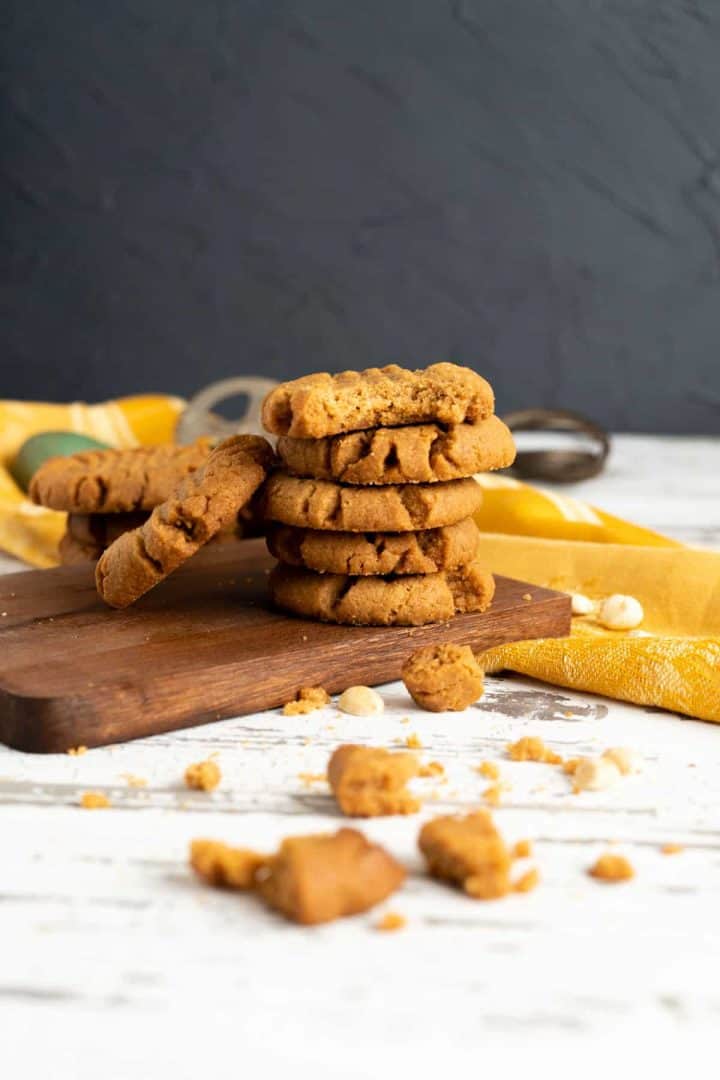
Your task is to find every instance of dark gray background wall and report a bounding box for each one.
[2,1,720,432]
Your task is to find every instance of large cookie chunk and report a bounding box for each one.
[266,518,480,576]
[277,415,515,485]
[268,560,495,626]
[31,440,213,514]
[96,435,274,608]
[262,363,494,438]
[262,472,482,532]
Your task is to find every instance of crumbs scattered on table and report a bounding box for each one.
[588,853,635,882]
[507,736,563,765]
[483,782,509,807]
[80,791,110,809]
[512,839,533,859]
[418,760,445,778]
[405,733,422,749]
[67,745,87,756]
[328,744,421,817]
[375,911,407,932]
[121,773,148,788]
[476,760,500,780]
[190,839,266,889]
[298,772,327,787]
[513,867,540,893]
[185,759,222,792]
[660,843,684,856]
[283,685,331,716]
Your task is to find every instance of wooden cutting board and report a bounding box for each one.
[0,538,570,753]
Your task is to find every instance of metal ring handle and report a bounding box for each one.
[175,377,279,444]
[502,408,610,483]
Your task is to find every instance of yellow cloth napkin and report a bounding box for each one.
[0,396,184,567]
[474,475,720,724]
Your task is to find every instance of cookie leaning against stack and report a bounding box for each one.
[261,363,515,626]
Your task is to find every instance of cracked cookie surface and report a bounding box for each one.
[262,363,494,438]
[277,415,515,485]
[30,439,213,513]
[267,518,480,576]
[268,559,495,626]
[96,435,274,608]
[262,472,483,532]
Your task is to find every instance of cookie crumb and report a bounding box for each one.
[121,773,147,788]
[402,642,483,712]
[185,759,222,792]
[563,758,581,775]
[419,760,445,778]
[513,867,540,893]
[660,843,684,855]
[602,746,643,775]
[507,736,563,765]
[572,756,621,793]
[375,911,407,932]
[298,772,327,787]
[328,744,421,817]
[477,760,500,780]
[283,686,331,716]
[420,810,513,901]
[67,745,88,756]
[190,839,266,889]
[405,733,422,749]
[512,839,533,859]
[588,853,635,882]
[80,791,110,809]
[522,593,532,601]
[483,782,509,807]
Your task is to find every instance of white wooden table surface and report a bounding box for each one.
[2,434,719,1076]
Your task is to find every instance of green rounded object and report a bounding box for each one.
[10,431,111,493]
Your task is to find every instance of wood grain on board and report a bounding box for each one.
[0,538,570,753]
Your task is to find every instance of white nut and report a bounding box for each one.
[597,594,644,631]
[602,746,643,775]
[337,686,384,716]
[573,756,621,792]
[570,592,595,616]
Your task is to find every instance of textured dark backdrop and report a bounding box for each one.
[2,1,720,432]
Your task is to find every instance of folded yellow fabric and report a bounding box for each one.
[0,396,184,567]
[473,480,720,723]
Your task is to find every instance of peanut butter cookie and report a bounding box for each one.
[30,439,212,513]
[58,512,149,565]
[402,642,484,711]
[262,363,494,438]
[419,810,512,900]
[268,560,495,626]
[262,472,482,532]
[96,435,274,608]
[328,745,421,817]
[266,517,480,576]
[257,827,406,924]
[277,415,515,485]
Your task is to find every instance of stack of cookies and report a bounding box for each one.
[260,363,516,626]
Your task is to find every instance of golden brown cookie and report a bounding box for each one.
[328,745,421,817]
[30,439,212,514]
[267,518,480,576]
[256,827,406,924]
[262,363,494,438]
[96,435,274,608]
[418,810,512,900]
[268,560,495,626]
[402,642,485,712]
[58,512,149,565]
[262,472,482,532]
[277,415,515,485]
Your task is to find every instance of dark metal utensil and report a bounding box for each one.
[502,408,610,483]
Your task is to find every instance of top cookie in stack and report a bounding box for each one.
[261,363,515,627]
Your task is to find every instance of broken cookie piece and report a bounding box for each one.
[256,827,406,925]
[190,839,267,890]
[402,642,484,712]
[283,685,331,716]
[418,810,512,900]
[185,758,221,792]
[328,744,421,817]
[506,736,563,765]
